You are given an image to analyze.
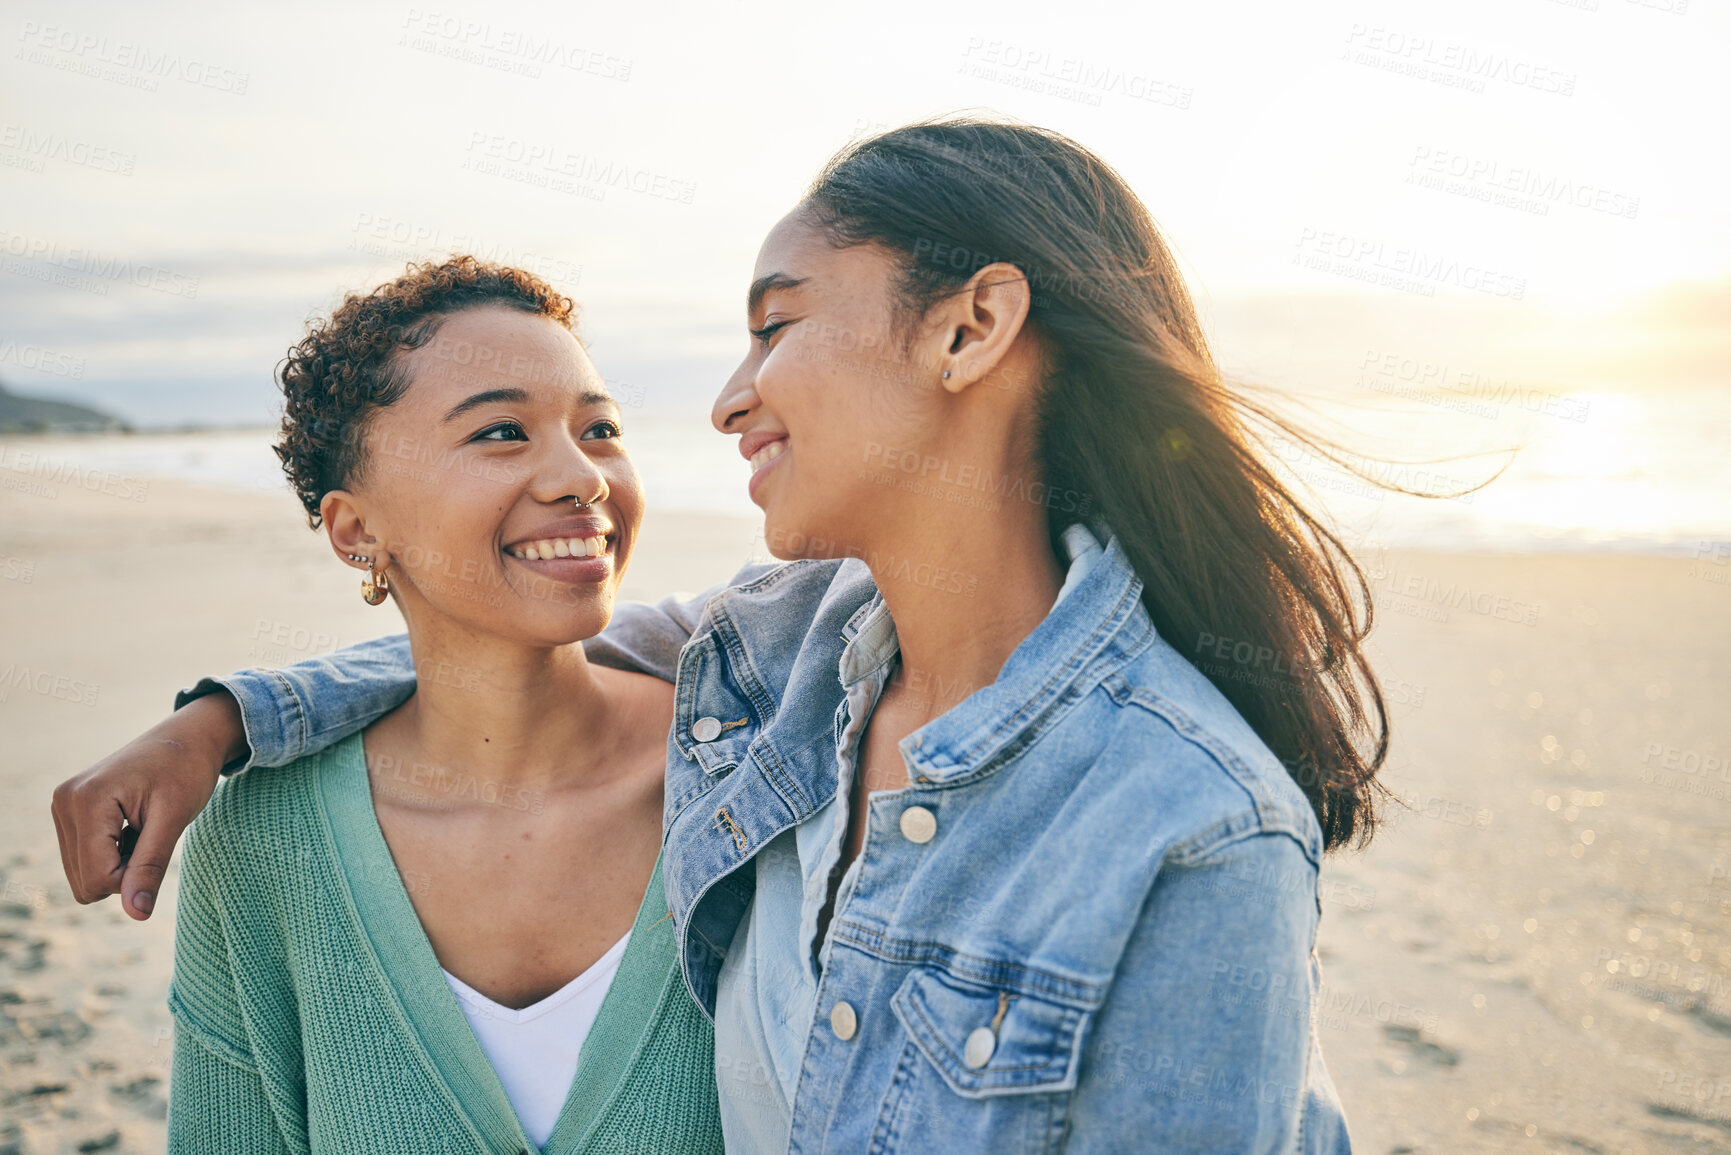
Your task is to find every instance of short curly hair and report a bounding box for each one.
[274,254,578,527]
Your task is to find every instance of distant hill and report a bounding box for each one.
[0,378,129,434]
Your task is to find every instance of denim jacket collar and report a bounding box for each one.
[828,529,1157,787]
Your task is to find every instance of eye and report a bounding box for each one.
[473,422,527,442]
[581,420,623,441]
[749,319,790,347]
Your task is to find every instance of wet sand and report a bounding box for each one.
[1,473,1727,1153]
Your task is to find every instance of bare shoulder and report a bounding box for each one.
[591,664,676,766]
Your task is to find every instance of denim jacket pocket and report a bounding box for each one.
[891,967,1089,1098]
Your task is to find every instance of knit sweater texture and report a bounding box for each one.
[167,732,723,1154]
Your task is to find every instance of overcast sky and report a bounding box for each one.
[1,0,1725,426]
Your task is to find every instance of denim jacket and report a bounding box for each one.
[184,532,1353,1153]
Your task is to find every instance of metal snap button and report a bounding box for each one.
[963,1026,996,1068]
[830,1000,858,1041]
[899,805,937,844]
[692,716,722,743]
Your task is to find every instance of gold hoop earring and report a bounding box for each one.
[361,560,390,606]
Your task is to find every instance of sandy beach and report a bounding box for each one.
[2,466,1728,1154]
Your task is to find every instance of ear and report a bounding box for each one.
[320,490,384,569]
[930,262,1032,395]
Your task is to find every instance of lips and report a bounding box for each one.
[737,429,787,465]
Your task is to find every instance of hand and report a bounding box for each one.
[50,691,246,920]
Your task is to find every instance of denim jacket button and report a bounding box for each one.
[963,1027,996,1068]
[899,806,937,844]
[830,1000,858,1041]
[692,716,723,743]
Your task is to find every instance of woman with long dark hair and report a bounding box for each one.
[55,118,1377,1151]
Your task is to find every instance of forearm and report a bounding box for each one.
[178,565,768,773]
[176,634,416,772]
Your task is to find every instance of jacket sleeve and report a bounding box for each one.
[1063,831,1350,1154]
[175,563,781,773]
[167,823,297,1155]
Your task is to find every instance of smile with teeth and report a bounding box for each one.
[506,535,609,561]
[750,440,786,471]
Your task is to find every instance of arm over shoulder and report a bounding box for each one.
[178,562,781,773]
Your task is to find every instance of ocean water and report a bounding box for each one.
[2,390,1726,555]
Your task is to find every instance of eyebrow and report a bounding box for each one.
[441,387,616,423]
[747,272,808,316]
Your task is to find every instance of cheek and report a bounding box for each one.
[388,468,511,569]
[606,461,647,542]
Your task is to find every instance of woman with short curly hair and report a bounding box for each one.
[162,256,723,1153]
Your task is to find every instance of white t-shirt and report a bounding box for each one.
[443,931,630,1147]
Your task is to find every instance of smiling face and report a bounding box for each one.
[714,208,960,561]
[323,304,642,648]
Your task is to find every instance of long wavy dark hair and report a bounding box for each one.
[805,116,1397,851]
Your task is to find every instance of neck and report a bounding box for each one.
[381,617,616,792]
[864,483,1065,717]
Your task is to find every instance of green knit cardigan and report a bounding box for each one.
[167,733,723,1154]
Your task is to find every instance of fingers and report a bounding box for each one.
[120,810,186,922]
[49,778,126,904]
[50,788,79,897]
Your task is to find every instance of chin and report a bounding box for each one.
[504,593,614,643]
[761,510,854,564]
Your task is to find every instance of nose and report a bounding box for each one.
[529,429,609,507]
[712,357,758,434]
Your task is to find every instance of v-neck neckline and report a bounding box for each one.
[442,928,629,1024]
[318,732,681,1155]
